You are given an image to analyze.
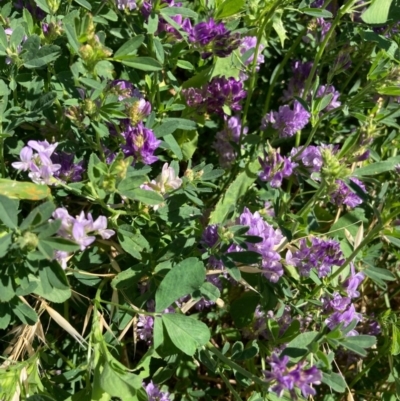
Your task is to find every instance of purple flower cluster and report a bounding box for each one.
[51,152,85,183]
[264,353,322,399]
[239,36,265,80]
[258,149,297,188]
[110,79,141,101]
[214,116,248,168]
[143,381,171,401]
[185,18,241,59]
[283,61,313,100]
[330,177,366,208]
[286,237,345,278]
[116,0,136,11]
[261,101,310,138]
[234,208,284,283]
[121,122,160,164]
[52,208,115,268]
[12,140,61,185]
[183,77,247,116]
[324,291,362,334]
[290,145,323,174]
[316,85,341,111]
[304,18,331,44]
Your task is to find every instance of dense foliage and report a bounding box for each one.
[1,0,400,400]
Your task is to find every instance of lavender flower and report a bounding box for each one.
[234,208,284,282]
[239,36,265,80]
[343,263,365,298]
[206,77,247,116]
[290,145,323,174]
[51,152,84,183]
[183,77,247,116]
[116,0,136,11]
[143,381,171,401]
[283,61,313,100]
[51,208,115,267]
[316,85,341,111]
[262,101,310,138]
[264,353,322,399]
[201,224,220,248]
[12,140,61,186]
[214,116,248,168]
[110,79,141,101]
[286,237,344,277]
[304,18,331,44]
[326,303,362,331]
[128,98,152,125]
[121,122,161,164]
[330,177,366,208]
[186,18,241,59]
[258,148,297,188]
[137,315,154,344]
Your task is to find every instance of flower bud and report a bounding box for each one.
[18,232,39,252]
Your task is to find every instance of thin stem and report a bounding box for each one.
[219,371,243,401]
[302,0,359,100]
[262,27,307,115]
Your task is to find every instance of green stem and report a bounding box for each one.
[207,344,268,389]
[262,27,307,115]
[219,371,243,401]
[239,0,282,149]
[302,0,359,100]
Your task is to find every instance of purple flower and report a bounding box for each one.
[143,381,171,401]
[258,149,297,188]
[110,80,141,101]
[234,208,284,282]
[283,61,314,100]
[51,152,84,182]
[121,122,161,164]
[239,36,265,80]
[304,18,331,44]
[343,263,365,298]
[51,208,115,264]
[262,101,310,138]
[12,140,61,185]
[214,116,248,168]
[116,0,136,10]
[316,85,341,111]
[326,303,362,330]
[201,225,220,248]
[286,237,344,278]
[290,145,323,174]
[183,77,247,116]
[330,177,366,208]
[137,315,154,344]
[187,18,241,59]
[264,353,322,399]
[206,77,247,116]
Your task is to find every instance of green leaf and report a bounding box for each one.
[10,26,25,49]
[0,303,11,329]
[0,195,19,229]
[353,156,400,176]
[19,201,55,231]
[391,324,400,355]
[118,226,149,260]
[156,257,205,312]
[272,11,287,47]
[176,60,194,70]
[111,265,144,290]
[162,313,210,356]
[364,266,396,282]
[29,92,57,113]
[230,292,259,329]
[0,179,50,200]
[153,118,197,138]
[74,0,92,10]
[33,0,50,13]
[27,396,57,401]
[118,56,163,71]
[300,7,333,18]
[122,188,164,205]
[40,237,80,252]
[114,35,145,58]
[100,361,141,398]
[147,12,159,35]
[163,133,183,160]
[342,335,376,356]
[160,6,198,18]
[0,276,15,302]
[13,298,38,325]
[199,282,220,302]
[322,371,346,393]
[23,45,61,69]
[209,158,260,224]
[64,23,80,53]
[0,233,12,258]
[361,0,393,23]
[215,0,245,18]
[283,331,319,362]
[117,175,147,196]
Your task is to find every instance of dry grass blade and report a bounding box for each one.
[82,304,93,337]
[118,316,135,342]
[42,302,87,347]
[354,223,364,249]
